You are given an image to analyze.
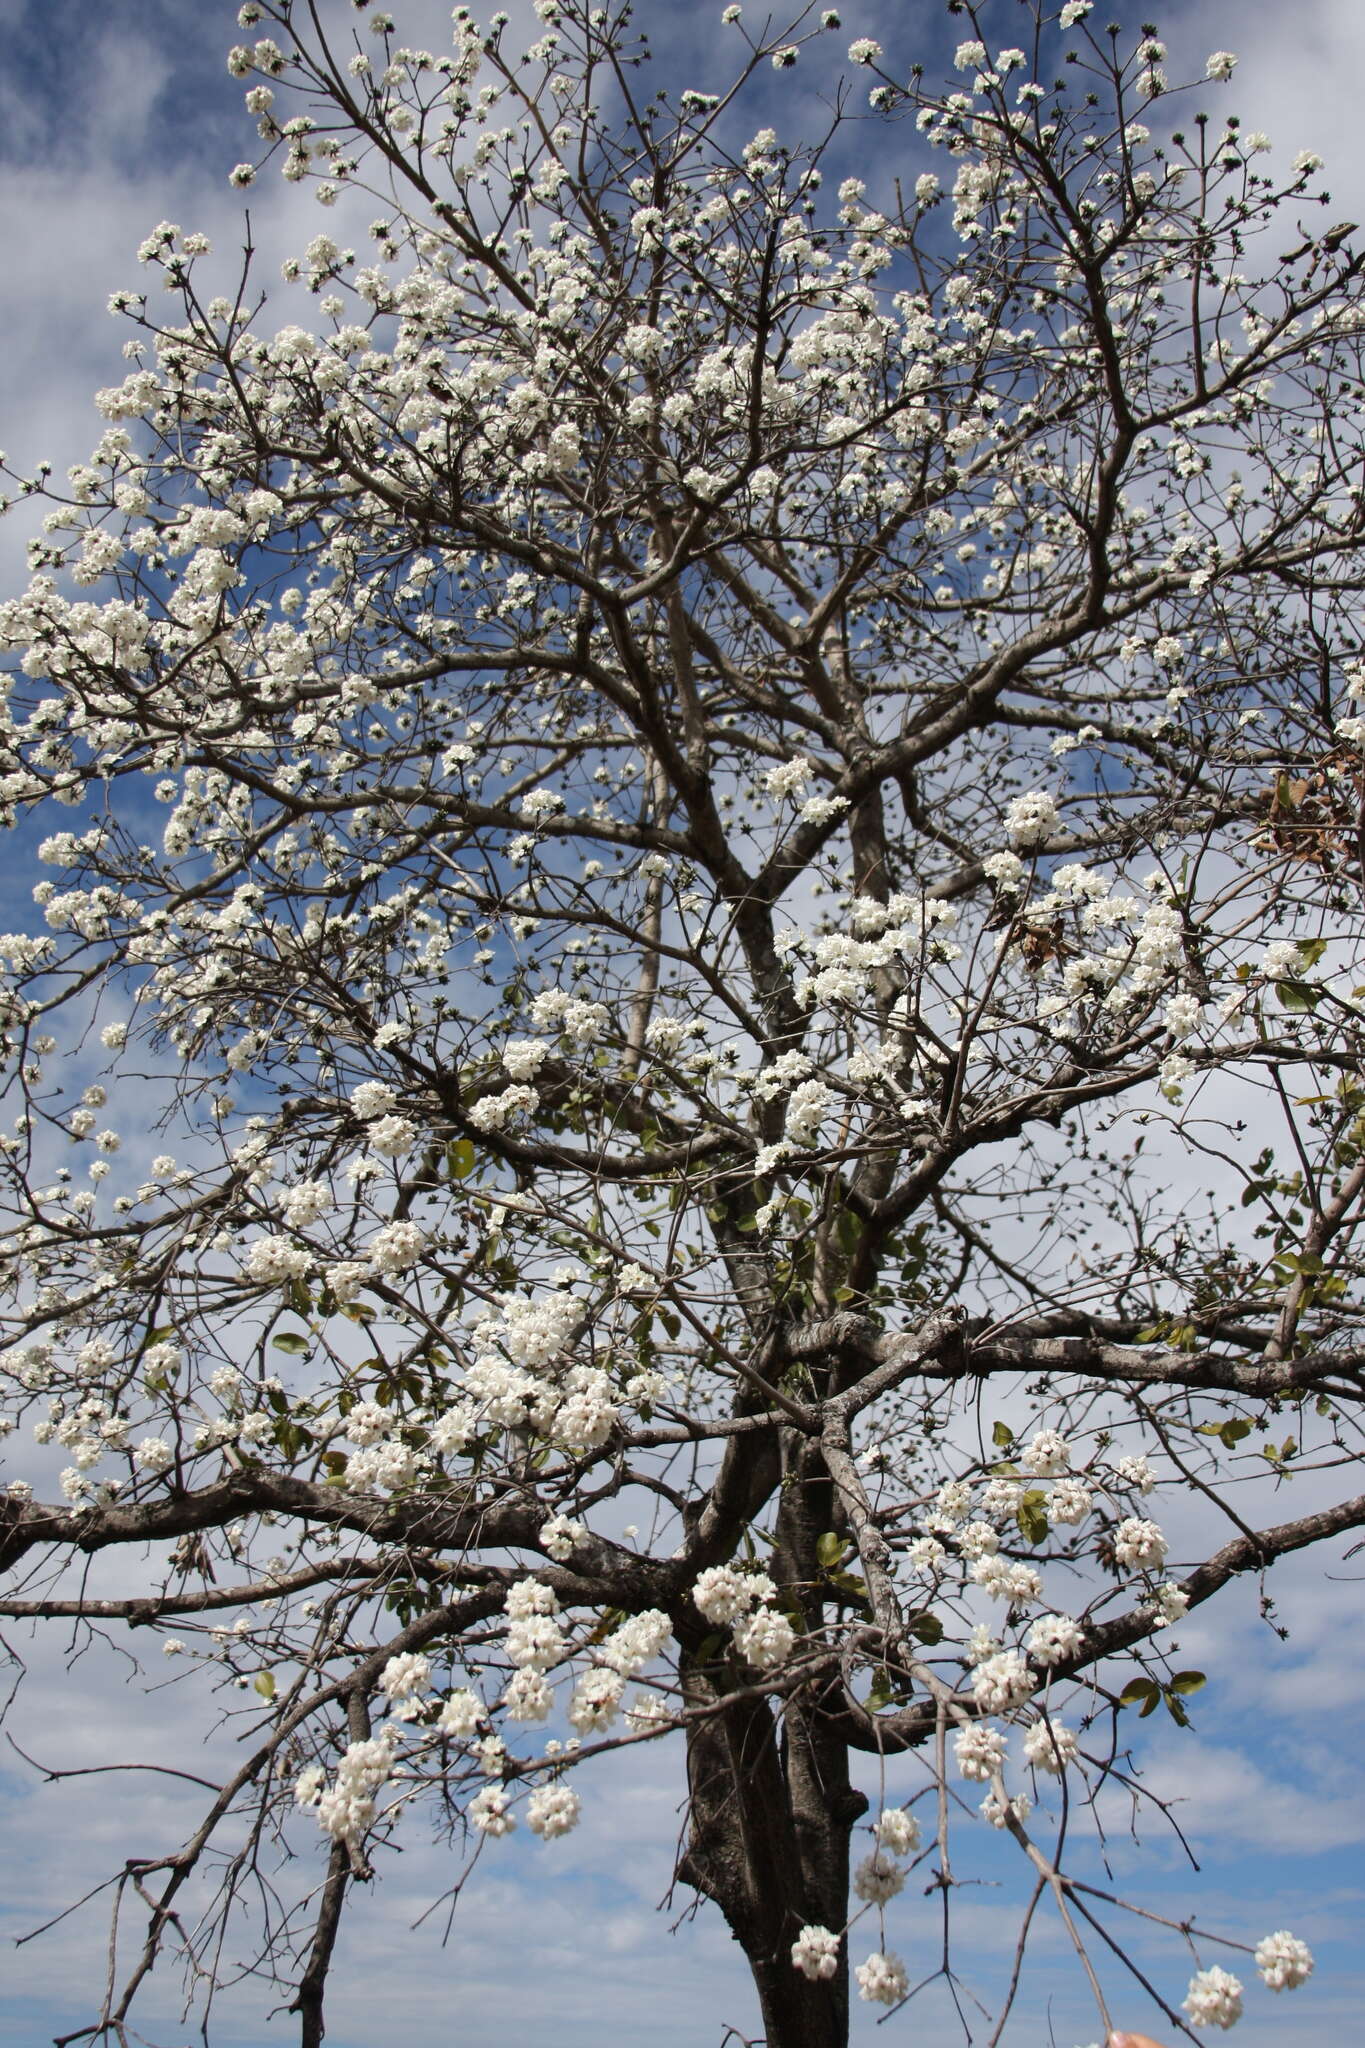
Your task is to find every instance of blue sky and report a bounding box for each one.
[1,2,1364,2044]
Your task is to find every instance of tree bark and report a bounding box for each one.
[678,1432,868,2048]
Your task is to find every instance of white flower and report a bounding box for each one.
[1292,150,1323,174]
[983,849,1025,890]
[282,1179,332,1228]
[540,1513,586,1562]
[799,794,849,825]
[439,1689,484,1737]
[1165,992,1202,1040]
[853,1851,906,1904]
[954,1723,1007,1781]
[693,1564,764,1625]
[763,755,814,798]
[1005,790,1059,849]
[954,41,987,71]
[134,1436,174,1474]
[567,1667,624,1731]
[856,1950,909,2006]
[1049,1479,1093,1526]
[368,1219,426,1273]
[469,1785,515,1836]
[366,1113,416,1157]
[971,1649,1033,1713]
[244,1236,313,1285]
[601,1609,672,1676]
[1022,1428,1070,1476]
[1113,1517,1167,1571]
[294,1764,325,1807]
[980,1787,1031,1829]
[503,1670,553,1722]
[519,785,565,823]
[1262,939,1304,980]
[874,1807,921,1856]
[503,1037,547,1081]
[469,1083,539,1132]
[1115,1454,1155,1495]
[791,1924,840,1981]
[1026,1612,1084,1668]
[1148,1581,1189,1628]
[972,1555,1042,1605]
[506,1614,566,1670]
[1205,51,1237,81]
[379,1651,430,1700]
[502,1581,557,1626]
[731,1607,795,1668]
[1023,1718,1079,1774]
[1184,1965,1243,2029]
[350,1080,397,1121]
[848,39,881,65]
[527,1783,581,1837]
[1254,1930,1313,1991]
[784,1078,833,1145]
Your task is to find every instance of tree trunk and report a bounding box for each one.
[677,1434,867,2048]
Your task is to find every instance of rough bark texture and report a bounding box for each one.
[679,1429,869,2047]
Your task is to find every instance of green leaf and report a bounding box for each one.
[253,1672,276,1700]
[272,1332,311,1355]
[828,1569,869,1601]
[1277,980,1321,1013]
[834,1208,863,1257]
[908,1609,943,1645]
[1163,1691,1190,1726]
[816,1531,849,1570]
[447,1138,476,1180]
[991,1419,1014,1448]
[1016,1490,1050,1546]
[1167,1670,1206,1695]
[1119,1677,1160,1708]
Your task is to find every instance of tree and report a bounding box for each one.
[0,1,1359,2041]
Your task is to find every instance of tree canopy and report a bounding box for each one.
[0,2,1362,2042]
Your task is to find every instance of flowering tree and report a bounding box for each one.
[0,1,1361,2042]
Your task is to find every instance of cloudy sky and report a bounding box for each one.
[2,2,1364,2044]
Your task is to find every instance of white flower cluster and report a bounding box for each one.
[791,1923,840,1981]
[1113,1517,1168,1572]
[971,1649,1033,1714]
[316,1728,398,1846]
[954,1722,1008,1781]
[1023,1718,1079,1774]
[540,1512,586,1561]
[527,1782,581,1838]
[1005,789,1059,848]
[855,1950,909,2006]
[1254,1930,1312,1990]
[461,1288,621,1452]
[784,893,960,1014]
[1183,1965,1243,2029]
[1026,1612,1084,1668]
[873,1807,922,1856]
[853,1851,906,1904]
[692,1564,796,1669]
